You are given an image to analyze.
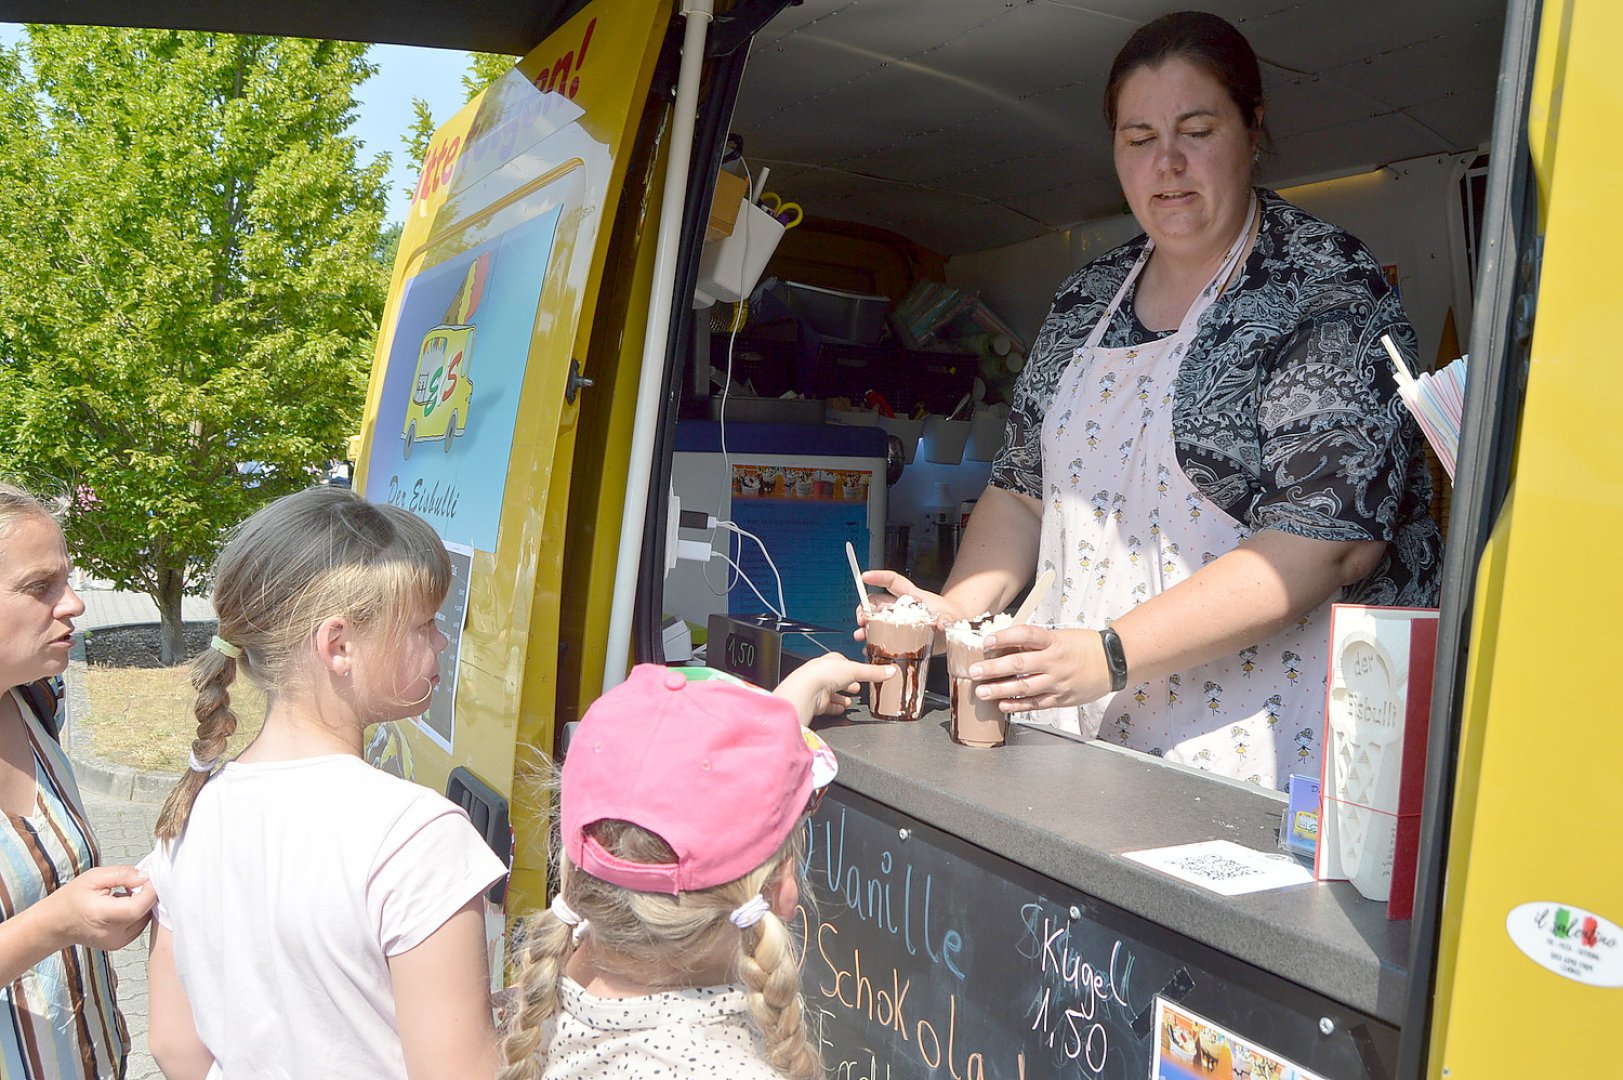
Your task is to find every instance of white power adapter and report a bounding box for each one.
[665,492,716,576]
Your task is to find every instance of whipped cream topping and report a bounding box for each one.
[945,611,1014,646]
[871,594,936,627]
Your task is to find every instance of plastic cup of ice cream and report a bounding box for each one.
[945,614,1015,747]
[863,596,936,721]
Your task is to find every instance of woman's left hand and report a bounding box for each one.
[969,625,1111,713]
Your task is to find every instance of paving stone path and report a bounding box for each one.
[83,793,163,1080]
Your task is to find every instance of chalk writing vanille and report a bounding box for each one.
[806,810,966,977]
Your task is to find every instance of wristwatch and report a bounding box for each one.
[1098,627,1129,693]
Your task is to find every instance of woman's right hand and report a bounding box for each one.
[38,866,156,952]
[854,570,971,642]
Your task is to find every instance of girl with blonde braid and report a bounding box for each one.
[499,657,891,1080]
[140,487,507,1079]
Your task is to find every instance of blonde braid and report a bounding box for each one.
[154,648,240,839]
[738,909,820,1080]
[498,907,576,1079]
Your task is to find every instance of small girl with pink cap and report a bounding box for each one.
[498,655,891,1080]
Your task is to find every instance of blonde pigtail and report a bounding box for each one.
[738,908,820,1080]
[498,909,576,1080]
[155,648,240,840]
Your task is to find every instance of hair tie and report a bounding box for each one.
[187,750,221,773]
[729,895,772,929]
[549,895,582,925]
[210,635,243,660]
[550,895,590,944]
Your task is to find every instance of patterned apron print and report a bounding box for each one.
[1028,197,1328,789]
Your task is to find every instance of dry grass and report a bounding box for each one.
[76,663,266,774]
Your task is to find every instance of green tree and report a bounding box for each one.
[0,27,390,662]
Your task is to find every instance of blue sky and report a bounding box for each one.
[353,44,482,223]
[0,25,480,225]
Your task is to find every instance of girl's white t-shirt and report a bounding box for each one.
[141,754,508,1079]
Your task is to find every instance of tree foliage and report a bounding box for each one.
[0,27,390,661]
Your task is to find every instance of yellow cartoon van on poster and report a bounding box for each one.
[402,253,489,458]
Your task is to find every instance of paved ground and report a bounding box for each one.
[76,581,216,632]
[83,792,163,1080]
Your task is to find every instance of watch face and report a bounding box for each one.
[1101,628,1128,689]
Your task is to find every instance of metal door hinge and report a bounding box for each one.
[566,358,594,404]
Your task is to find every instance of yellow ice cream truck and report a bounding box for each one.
[401,254,487,458]
[31,0,1621,1074]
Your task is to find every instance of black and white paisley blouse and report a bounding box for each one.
[990,188,1442,606]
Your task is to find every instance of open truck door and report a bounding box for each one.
[352,0,672,925]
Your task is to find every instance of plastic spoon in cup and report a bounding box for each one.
[1010,569,1056,626]
[845,541,872,615]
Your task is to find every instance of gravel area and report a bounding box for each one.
[83,622,218,669]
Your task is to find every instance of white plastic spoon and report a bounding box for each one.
[845,541,872,615]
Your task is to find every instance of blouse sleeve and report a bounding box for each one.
[1249,281,1421,544]
[987,324,1054,500]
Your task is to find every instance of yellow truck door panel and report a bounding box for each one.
[353,0,673,916]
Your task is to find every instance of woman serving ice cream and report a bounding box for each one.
[860,11,1440,789]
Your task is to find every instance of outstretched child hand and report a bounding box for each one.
[773,653,897,724]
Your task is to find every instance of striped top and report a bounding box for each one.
[0,687,127,1079]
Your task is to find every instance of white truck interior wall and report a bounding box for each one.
[948,152,1479,370]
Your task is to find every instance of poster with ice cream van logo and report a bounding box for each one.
[363,203,562,551]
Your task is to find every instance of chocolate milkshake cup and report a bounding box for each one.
[945,614,1015,747]
[863,596,936,720]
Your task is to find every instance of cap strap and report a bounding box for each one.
[577,834,682,894]
[729,895,772,929]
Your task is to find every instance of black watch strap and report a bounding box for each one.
[1098,627,1129,693]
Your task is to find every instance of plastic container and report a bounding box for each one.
[920,415,971,465]
[694,199,786,307]
[826,407,879,427]
[879,414,924,463]
[965,410,1006,461]
[779,281,890,344]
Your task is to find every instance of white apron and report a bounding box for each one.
[1029,197,1327,789]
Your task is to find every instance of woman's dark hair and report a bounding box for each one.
[1104,11,1271,149]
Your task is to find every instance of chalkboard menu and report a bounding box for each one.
[802,786,1398,1079]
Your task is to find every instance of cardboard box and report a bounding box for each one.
[706,169,751,241]
[1315,604,1439,920]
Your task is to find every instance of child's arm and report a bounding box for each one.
[773,653,897,724]
[148,924,216,1080]
[388,896,500,1079]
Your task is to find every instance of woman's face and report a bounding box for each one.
[0,515,84,687]
[1112,55,1259,256]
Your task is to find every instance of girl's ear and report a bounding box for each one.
[314,615,354,678]
[769,865,799,921]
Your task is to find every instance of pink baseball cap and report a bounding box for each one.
[562,665,834,894]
